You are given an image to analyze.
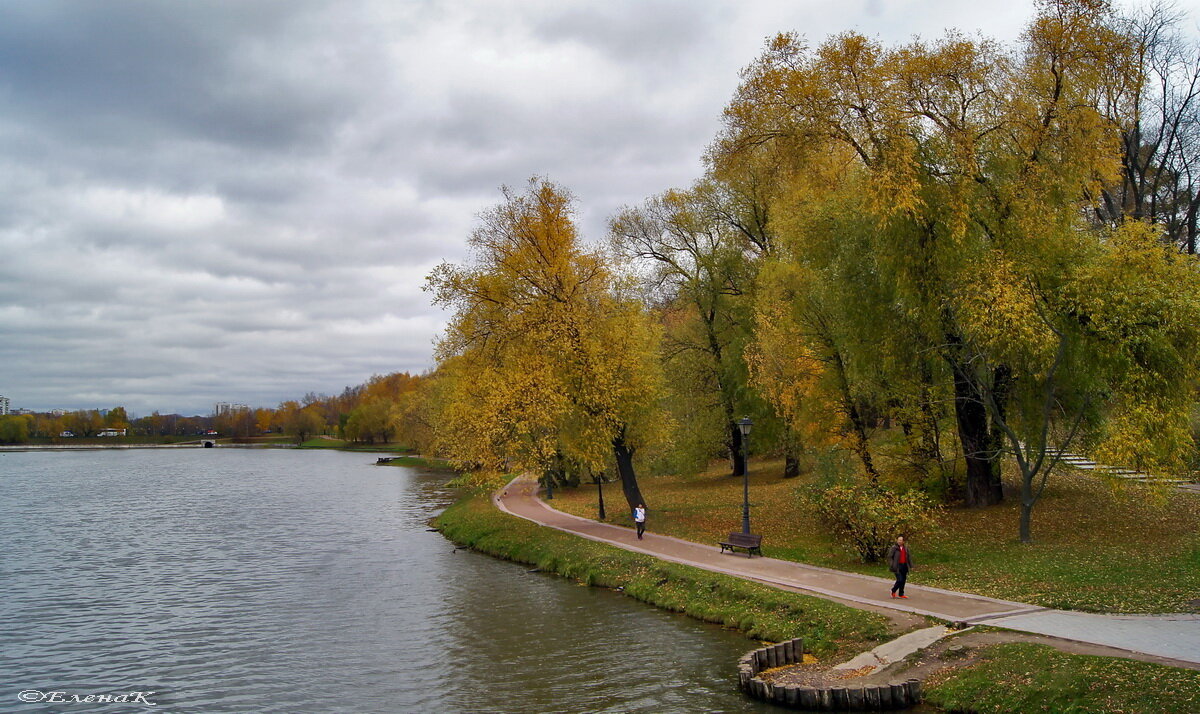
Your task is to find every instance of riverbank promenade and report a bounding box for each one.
[496,475,1200,666]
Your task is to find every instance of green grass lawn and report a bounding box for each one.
[925,642,1200,713]
[435,495,899,660]
[297,437,412,453]
[551,460,1200,613]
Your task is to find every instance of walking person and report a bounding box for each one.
[633,503,646,540]
[887,535,912,599]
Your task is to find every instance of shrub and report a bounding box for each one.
[806,482,941,562]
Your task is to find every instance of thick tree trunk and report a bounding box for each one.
[784,452,801,479]
[985,365,1012,505]
[952,368,995,507]
[729,422,746,477]
[946,331,1002,507]
[612,427,646,512]
[950,374,990,506]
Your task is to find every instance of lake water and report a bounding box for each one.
[0,448,774,713]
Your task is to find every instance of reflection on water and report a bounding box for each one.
[0,449,773,712]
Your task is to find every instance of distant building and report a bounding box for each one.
[213,402,249,417]
[0,396,9,415]
[50,409,67,417]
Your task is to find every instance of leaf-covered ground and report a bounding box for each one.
[924,642,1200,713]
[552,460,1200,613]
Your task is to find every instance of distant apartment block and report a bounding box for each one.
[0,396,9,415]
[213,402,250,416]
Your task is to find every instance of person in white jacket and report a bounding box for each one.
[633,504,646,540]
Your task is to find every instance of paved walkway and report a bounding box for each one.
[495,476,1200,665]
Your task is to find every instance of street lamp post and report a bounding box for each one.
[738,417,753,534]
[596,473,607,520]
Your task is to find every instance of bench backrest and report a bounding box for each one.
[727,532,762,547]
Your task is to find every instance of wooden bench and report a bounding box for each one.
[719,532,763,557]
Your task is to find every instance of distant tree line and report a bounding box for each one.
[0,371,431,447]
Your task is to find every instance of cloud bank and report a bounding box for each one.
[0,0,1052,414]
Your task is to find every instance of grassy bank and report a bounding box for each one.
[925,642,1200,713]
[382,455,453,470]
[551,462,1200,613]
[297,437,412,453]
[434,494,898,660]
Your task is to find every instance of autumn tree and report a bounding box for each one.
[104,406,129,431]
[1092,1,1200,251]
[278,401,324,444]
[0,415,31,443]
[343,398,398,444]
[64,409,104,437]
[393,375,439,455]
[610,183,757,476]
[426,179,666,510]
[717,0,1159,512]
[748,258,887,483]
[960,222,1200,541]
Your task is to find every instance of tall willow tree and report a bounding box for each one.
[718,0,1167,510]
[426,179,667,510]
[610,184,757,477]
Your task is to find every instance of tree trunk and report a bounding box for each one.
[917,362,944,479]
[827,342,880,483]
[1019,469,1035,544]
[846,400,881,483]
[986,365,1012,505]
[953,370,994,507]
[596,475,606,520]
[946,332,1002,507]
[729,421,746,477]
[612,427,646,512]
[784,452,801,479]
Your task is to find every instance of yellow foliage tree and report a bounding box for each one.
[717,0,1142,517]
[426,179,667,509]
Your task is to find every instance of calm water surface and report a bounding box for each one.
[0,449,774,713]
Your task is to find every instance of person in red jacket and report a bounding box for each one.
[887,535,912,599]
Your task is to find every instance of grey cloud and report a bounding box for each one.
[0,0,1056,415]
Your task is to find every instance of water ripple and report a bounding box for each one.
[0,449,771,713]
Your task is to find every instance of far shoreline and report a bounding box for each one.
[0,443,296,451]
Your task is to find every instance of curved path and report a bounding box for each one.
[496,476,1200,665]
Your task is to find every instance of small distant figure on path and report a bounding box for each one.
[887,535,912,599]
[634,504,646,540]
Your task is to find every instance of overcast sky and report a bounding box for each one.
[2,0,1192,416]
